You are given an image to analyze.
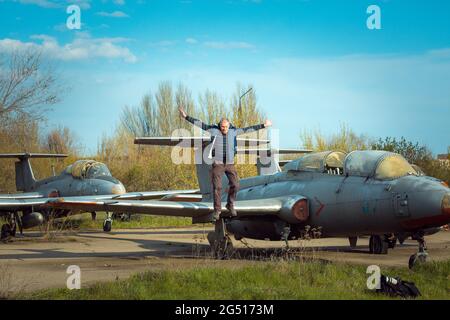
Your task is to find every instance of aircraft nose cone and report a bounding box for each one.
[443,193,450,217]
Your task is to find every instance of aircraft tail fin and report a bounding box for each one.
[0,153,67,192]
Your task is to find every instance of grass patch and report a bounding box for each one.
[25,259,450,300]
[51,212,195,230]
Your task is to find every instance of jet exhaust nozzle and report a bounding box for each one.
[22,212,44,229]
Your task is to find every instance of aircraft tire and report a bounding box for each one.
[103,220,112,232]
[369,235,389,254]
[408,253,427,269]
[1,224,12,241]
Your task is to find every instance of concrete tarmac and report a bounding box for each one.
[0,227,449,293]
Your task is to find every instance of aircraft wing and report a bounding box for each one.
[0,198,52,210]
[0,189,200,211]
[112,189,200,200]
[44,194,307,223]
[0,192,45,200]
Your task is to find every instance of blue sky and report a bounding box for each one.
[1,0,449,155]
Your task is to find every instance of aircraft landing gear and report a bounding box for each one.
[385,233,397,249]
[207,219,233,259]
[348,236,358,248]
[281,226,291,250]
[103,212,113,232]
[369,235,389,254]
[1,224,12,241]
[1,212,20,241]
[408,232,428,269]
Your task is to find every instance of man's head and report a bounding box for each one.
[219,118,230,134]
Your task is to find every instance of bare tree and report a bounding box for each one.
[198,89,227,125]
[43,126,81,155]
[0,49,61,121]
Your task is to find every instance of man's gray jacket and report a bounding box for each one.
[185,116,266,164]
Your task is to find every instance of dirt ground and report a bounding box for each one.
[0,226,449,293]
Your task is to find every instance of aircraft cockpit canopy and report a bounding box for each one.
[64,160,112,179]
[344,150,418,180]
[283,151,346,174]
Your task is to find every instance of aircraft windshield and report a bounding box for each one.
[67,160,112,179]
[283,151,346,174]
[344,150,418,179]
[375,155,417,180]
[86,163,112,178]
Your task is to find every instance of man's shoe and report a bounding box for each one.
[226,204,237,217]
[211,210,221,222]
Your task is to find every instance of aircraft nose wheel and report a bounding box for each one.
[409,232,428,269]
[409,253,428,269]
[103,212,113,232]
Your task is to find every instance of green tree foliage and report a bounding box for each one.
[300,123,371,152]
[372,137,450,184]
[371,137,432,164]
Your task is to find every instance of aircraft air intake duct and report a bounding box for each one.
[279,196,309,224]
[22,212,44,229]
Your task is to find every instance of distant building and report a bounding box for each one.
[437,154,450,167]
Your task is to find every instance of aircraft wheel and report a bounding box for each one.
[103,220,112,232]
[408,253,427,269]
[369,235,389,254]
[1,224,12,241]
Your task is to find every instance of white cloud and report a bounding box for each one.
[185,37,198,44]
[97,11,129,18]
[18,0,59,8]
[149,40,177,47]
[203,41,255,49]
[427,48,450,59]
[15,0,91,9]
[0,34,137,63]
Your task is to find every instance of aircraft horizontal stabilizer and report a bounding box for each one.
[134,137,270,147]
[236,148,312,155]
[0,153,68,159]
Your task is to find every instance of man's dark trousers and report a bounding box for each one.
[211,162,239,212]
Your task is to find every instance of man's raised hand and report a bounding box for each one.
[178,106,187,119]
[264,119,272,128]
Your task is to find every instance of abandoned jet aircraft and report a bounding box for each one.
[35,136,450,267]
[0,153,198,239]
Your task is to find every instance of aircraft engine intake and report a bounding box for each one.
[22,212,44,229]
[279,197,309,224]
